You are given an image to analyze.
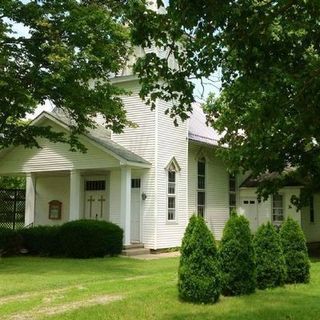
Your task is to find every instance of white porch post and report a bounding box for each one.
[25,173,35,226]
[120,166,131,245]
[69,170,81,221]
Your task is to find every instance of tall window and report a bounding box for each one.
[272,194,284,225]
[197,158,206,218]
[229,174,236,214]
[167,170,176,221]
[310,195,315,223]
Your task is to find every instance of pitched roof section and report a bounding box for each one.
[33,111,150,167]
[188,103,221,146]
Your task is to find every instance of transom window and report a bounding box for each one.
[85,180,105,191]
[197,158,206,218]
[272,194,284,225]
[167,170,176,221]
[229,174,236,214]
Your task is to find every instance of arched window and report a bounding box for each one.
[197,158,206,218]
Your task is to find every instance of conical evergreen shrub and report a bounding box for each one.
[219,213,256,296]
[178,215,221,303]
[254,222,286,289]
[280,217,310,284]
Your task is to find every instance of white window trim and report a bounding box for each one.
[197,158,206,218]
[166,169,178,224]
[272,193,285,226]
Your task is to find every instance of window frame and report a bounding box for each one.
[167,168,177,222]
[229,174,237,215]
[197,158,206,218]
[272,194,284,226]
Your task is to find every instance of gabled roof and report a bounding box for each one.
[32,111,151,167]
[188,103,221,146]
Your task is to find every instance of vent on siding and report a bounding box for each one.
[85,180,106,191]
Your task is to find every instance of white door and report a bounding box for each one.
[131,178,141,243]
[241,198,258,231]
[84,179,108,221]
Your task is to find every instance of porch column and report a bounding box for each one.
[120,166,131,245]
[25,173,35,226]
[69,170,81,221]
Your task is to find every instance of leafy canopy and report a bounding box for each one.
[1,0,131,150]
[130,0,320,200]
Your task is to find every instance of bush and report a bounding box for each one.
[254,222,286,289]
[280,217,310,283]
[178,215,221,304]
[219,213,256,296]
[60,220,123,258]
[19,226,62,256]
[0,227,17,256]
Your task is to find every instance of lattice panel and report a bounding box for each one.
[0,189,25,230]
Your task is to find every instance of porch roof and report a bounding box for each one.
[32,111,151,167]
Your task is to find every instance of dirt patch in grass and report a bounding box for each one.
[7,294,123,320]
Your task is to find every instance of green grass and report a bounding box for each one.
[0,256,320,319]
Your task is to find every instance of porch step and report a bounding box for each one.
[123,243,145,250]
[122,244,150,256]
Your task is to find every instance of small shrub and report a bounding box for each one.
[254,222,286,289]
[60,220,123,259]
[219,213,256,296]
[0,227,17,256]
[178,215,221,304]
[19,226,62,256]
[280,217,310,283]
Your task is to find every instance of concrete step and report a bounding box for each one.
[122,248,150,256]
[123,243,145,250]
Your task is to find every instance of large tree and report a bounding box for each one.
[1,0,131,150]
[130,0,320,202]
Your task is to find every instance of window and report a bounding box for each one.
[167,170,176,221]
[85,180,105,191]
[310,195,315,223]
[272,194,284,225]
[229,174,236,214]
[197,158,206,217]
[131,179,141,189]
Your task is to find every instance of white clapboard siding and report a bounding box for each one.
[188,143,230,240]
[35,176,70,226]
[154,100,189,249]
[301,193,320,242]
[0,122,120,174]
[239,187,301,231]
[112,80,156,248]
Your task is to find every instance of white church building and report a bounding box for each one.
[0,75,319,249]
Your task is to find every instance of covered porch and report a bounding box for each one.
[0,111,151,245]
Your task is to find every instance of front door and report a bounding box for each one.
[84,178,108,220]
[131,178,141,243]
[241,198,258,231]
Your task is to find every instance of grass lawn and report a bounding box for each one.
[0,256,320,320]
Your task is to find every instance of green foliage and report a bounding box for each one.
[19,226,61,256]
[178,215,221,304]
[0,227,17,255]
[1,0,131,150]
[60,220,123,259]
[219,214,256,296]
[0,176,25,189]
[280,217,310,284]
[254,223,286,289]
[130,1,320,199]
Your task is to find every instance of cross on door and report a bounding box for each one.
[98,196,106,218]
[87,196,95,218]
